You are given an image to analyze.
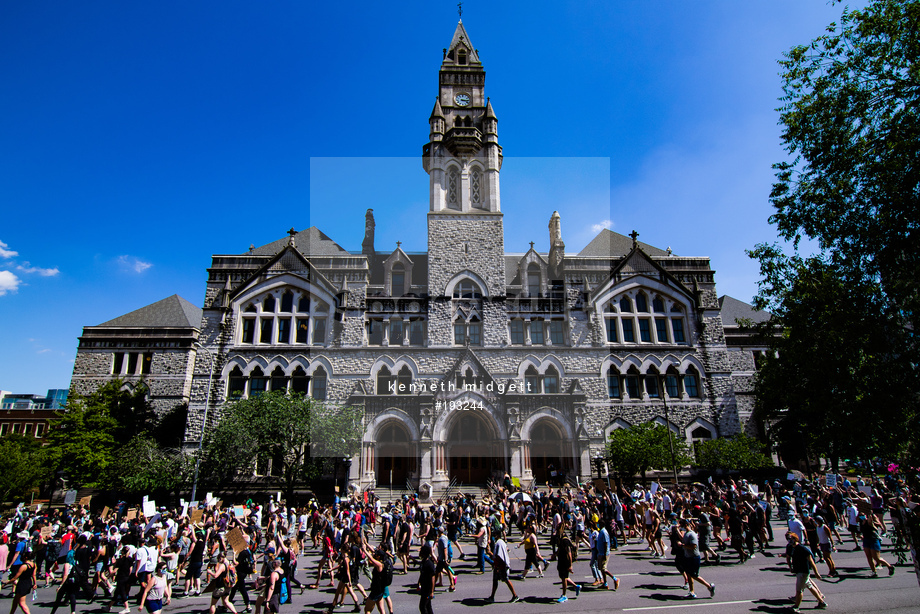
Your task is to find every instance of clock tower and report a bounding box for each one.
[425,21,506,320]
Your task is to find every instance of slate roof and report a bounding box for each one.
[99,295,202,328]
[719,295,772,326]
[576,229,670,258]
[249,227,350,257]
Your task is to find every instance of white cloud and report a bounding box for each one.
[591,219,614,234]
[17,262,59,277]
[0,240,17,259]
[0,270,20,295]
[37,348,51,354]
[117,255,153,274]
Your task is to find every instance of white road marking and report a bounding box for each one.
[623,600,753,611]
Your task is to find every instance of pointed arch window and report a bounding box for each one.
[291,366,309,394]
[524,366,541,394]
[228,367,245,399]
[377,366,394,395]
[543,366,559,393]
[684,367,700,397]
[470,168,482,206]
[249,368,267,396]
[624,366,641,398]
[607,366,621,398]
[312,367,327,401]
[270,367,287,392]
[447,168,460,208]
[280,291,294,313]
[645,367,660,398]
[665,367,681,398]
[604,293,688,347]
[396,366,413,394]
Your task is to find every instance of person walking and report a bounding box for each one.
[3,550,36,614]
[788,532,827,612]
[486,529,519,603]
[859,512,894,577]
[417,545,436,614]
[555,523,581,603]
[679,519,714,600]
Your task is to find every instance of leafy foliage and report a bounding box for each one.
[110,435,197,498]
[692,433,774,473]
[0,435,49,503]
[200,392,362,498]
[606,422,692,484]
[750,0,920,469]
[43,380,185,491]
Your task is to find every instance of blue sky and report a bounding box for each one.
[0,1,857,393]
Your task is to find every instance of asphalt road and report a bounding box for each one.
[11,520,918,614]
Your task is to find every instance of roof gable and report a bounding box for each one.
[577,229,669,258]
[249,227,350,257]
[99,295,202,328]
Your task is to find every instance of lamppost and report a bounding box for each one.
[659,374,679,487]
[189,341,215,503]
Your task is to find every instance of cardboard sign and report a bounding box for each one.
[40,526,52,539]
[101,506,110,518]
[825,474,837,487]
[593,478,608,492]
[233,506,247,519]
[79,496,92,507]
[226,527,248,553]
[190,508,204,523]
[126,509,138,521]
[855,499,872,516]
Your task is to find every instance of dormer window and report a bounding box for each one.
[527,263,541,298]
[392,263,405,296]
[457,49,467,65]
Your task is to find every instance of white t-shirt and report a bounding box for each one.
[788,517,805,541]
[846,505,859,526]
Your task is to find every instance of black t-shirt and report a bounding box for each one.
[791,544,813,574]
[418,559,436,594]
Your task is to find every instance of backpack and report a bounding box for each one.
[225,564,238,587]
[381,557,394,587]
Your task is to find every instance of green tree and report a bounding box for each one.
[43,380,162,489]
[751,0,920,467]
[109,434,198,500]
[748,254,913,470]
[200,392,362,499]
[0,434,49,502]
[692,433,774,473]
[606,422,692,485]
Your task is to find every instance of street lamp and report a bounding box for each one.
[189,341,215,503]
[659,374,679,487]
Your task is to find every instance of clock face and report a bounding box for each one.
[454,93,471,107]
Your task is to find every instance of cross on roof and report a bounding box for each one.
[396,241,402,248]
[458,1,462,18]
[287,228,298,237]
[629,230,639,246]
[529,241,535,250]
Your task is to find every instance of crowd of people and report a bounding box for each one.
[0,470,915,614]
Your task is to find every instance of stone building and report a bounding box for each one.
[178,21,761,492]
[69,20,768,493]
[71,294,202,414]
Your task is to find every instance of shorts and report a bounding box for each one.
[597,555,608,572]
[819,543,831,556]
[795,572,814,595]
[848,524,860,534]
[684,556,701,578]
[524,549,539,570]
[492,565,508,582]
[212,587,228,599]
[557,565,571,580]
[144,598,164,613]
[186,561,203,579]
[674,555,686,574]
[267,592,281,613]
[862,538,881,552]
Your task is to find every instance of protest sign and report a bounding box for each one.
[227,527,248,553]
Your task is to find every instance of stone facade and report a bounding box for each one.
[69,20,771,491]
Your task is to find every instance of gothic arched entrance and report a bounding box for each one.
[529,419,570,485]
[446,412,503,484]
[376,421,416,487]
